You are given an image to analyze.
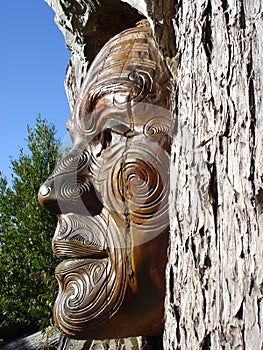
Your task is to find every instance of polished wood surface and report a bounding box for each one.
[39,21,172,340]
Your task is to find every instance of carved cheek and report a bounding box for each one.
[53,213,127,337]
[98,140,170,243]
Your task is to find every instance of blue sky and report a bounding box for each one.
[0,0,71,184]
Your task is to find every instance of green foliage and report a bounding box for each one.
[0,116,60,328]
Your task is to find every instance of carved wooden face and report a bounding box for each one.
[39,22,171,339]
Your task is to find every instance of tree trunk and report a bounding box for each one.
[164,1,263,349]
[45,0,263,349]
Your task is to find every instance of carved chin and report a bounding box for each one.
[54,256,126,337]
[52,212,127,337]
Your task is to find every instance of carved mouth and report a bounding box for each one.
[55,257,108,276]
[53,239,108,260]
[52,214,109,261]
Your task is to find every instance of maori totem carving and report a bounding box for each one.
[39,21,172,340]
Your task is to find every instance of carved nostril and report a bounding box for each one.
[38,183,52,210]
[39,185,51,197]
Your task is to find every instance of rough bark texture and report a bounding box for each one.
[164,1,263,349]
[44,0,263,349]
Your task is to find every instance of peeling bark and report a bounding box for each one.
[164,1,263,349]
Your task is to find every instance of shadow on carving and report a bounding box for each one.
[39,7,172,349]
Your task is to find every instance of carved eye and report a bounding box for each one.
[95,125,135,157]
[100,129,112,149]
[96,129,112,157]
[111,124,131,135]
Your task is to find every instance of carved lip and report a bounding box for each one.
[53,239,109,260]
[52,214,109,260]
[55,257,108,276]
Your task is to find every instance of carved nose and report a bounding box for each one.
[38,174,103,216]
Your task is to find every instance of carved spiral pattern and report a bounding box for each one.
[116,159,162,216]
[53,212,127,336]
[60,176,92,201]
[42,21,173,338]
[51,149,90,179]
[144,116,171,136]
[127,70,153,103]
[78,70,154,135]
[99,142,169,240]
[53,215,106,259]
[54,259,109,334]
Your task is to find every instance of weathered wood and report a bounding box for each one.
[164,1,263,349]
[2,328,62,350]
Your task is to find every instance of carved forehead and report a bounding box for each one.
[67,21,171,136]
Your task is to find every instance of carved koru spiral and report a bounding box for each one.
[39,20,172,339]
[144,116,171,136]
[53,213,126,336]
[49,148,93,181]
[99,141,170,242]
